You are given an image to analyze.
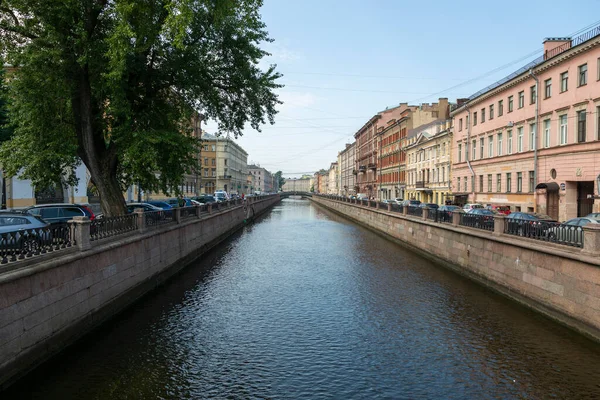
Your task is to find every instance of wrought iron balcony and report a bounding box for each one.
[416,181,428,189]
[368,163,376,171]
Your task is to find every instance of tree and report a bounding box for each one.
[274,170,285,190]
[0,0,281,216]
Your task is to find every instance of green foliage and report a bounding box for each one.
[274,170,285,189]
[0,0,282,214]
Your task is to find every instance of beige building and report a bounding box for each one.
[328,162,339,194]
[248,165,274,193]
[215,137,248,195]
[283,177,311,192]
[405,120,453,205]
[338,143,355,196]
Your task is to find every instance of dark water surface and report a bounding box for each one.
[5,199,600,399]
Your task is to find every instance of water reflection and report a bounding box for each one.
[5,199,600,399]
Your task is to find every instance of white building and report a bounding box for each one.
[215,137,249,195]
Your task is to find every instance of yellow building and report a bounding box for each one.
[405,120,453,205]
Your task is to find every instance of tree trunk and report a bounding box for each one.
[93,167,127,217]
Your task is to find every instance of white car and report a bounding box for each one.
[463,203,484,211]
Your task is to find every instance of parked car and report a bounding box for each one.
[394,198,404,205]
[166,198,193,207]
[126,202,168,224]
[465,208,497,229]
[585,212,600,219]
[547,217,600,246]
[438,205,460,221]
[146,200,174,211]
[214,192,229,203]
[0,213,52,254]
[463,203,484,212]
[400,200,421,207]
[419,203,439,209]
[488,204,511,215]
[193,195,217,204]
[23,203,96,224]
[506,212,556,238]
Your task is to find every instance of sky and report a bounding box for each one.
[203,0,600,178]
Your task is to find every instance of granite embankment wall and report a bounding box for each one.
[312,196,600,342]
[0,195,279,388]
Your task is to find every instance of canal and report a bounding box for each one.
[5,198,600,399]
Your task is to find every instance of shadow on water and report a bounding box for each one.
[4,198,600,399]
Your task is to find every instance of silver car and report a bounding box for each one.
[548,217,599,246]
[0,213,51,253]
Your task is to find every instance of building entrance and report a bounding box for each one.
[577,181,594,217]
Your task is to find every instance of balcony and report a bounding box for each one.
[368,163,376,171]
[220,175,232,179]
[358,166,366,173]
[415,181,428,189]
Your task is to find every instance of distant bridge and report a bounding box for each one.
[280,191,313,199]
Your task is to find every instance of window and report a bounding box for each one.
[497,174,501,193]
[506,173,512,193]
[472,140,476,160]
[517,127,523,152]
[530,85,537,104]
[508,130,513,154]
[211,158,215,166]
[529,171,534,193]
[544,79,551,98]
[543,119,550,148]
[488,135,493,157]
[530,123,536,151]
[597,106,600,140]
[487,174,492,192]
[480,138,484,159]
[578,110,587,143]
[479,175,484,192]
[464,178,468,192]
[471,176,474,192]
[212,168,216,177]
[481,108,485,123]
[211,145,216,151]
[579,64,587,86]
[204,157,208,165]
[560,71,568,92]
[458,144,462,162]
[560,114,568,144]
[489,104,494,119]
[459,118,463,131]
[517,172,522,193]
[466,115,469,127]
[497,133,503,156]
[508,96,514,112]
[204,169,208,177]
[518,91,524,108]
[498,100,504,116]
[473,112,478,125]
[456,177,460,191]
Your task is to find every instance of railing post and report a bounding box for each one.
[493,215,506,236]
[174,207,181,223]
[582,225,600,254]
[207,203,212,213]
[134,208,146,233]
[422,207,429,221]
[403,205,408,215]
[69,216,91,251]
[452,210,463,226]
[387,203,392,212]
[195,205,202,218]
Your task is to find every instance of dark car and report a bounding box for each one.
[24,203,96,224]
[193,195,217,204]
[506,212,556,237]
[126,202,170,224]
[146,200,174,211]
[464,208,497,229]
[125,202,163,213]
[419,203,439,209]
[166,198,193,208]
[438,205,460,222]
[400,200,421,207]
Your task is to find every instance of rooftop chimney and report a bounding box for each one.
[543,37,571,60]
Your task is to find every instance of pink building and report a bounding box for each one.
[451,27,600,221]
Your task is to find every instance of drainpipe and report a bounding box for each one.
[529,68,539,212]
[465,104,476,202]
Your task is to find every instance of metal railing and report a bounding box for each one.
[407,206,422,217]
[90,214,137,241]
[180,206,198,219]
[504,219,583,248]
[378,202,387,210]
[145,210,175,227]
[0,223,73,264]
[390,203,403,213]
[459,213,494,231]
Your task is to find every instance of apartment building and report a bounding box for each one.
[248,165,274,193]
[215,136,249,195]
[405,120,453,205]
[451,27,600,221]
[284,177,311,192]
[328,162,339,194]
[338,142,356,197]
[200,133,217,194]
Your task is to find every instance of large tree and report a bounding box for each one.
[0,0,281,216]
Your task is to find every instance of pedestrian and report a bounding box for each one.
[178,195,185,208]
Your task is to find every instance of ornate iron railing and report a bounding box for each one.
[145,210,174,227]
[504,219,583,248]
[180,206,198,219]
[90,214,137,241]
[407,206,422,217]
[0,223,73,264]
[459,213,494,231]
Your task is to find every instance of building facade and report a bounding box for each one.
[215,137,249,195]
[405,120,453,205]
[199,134,217,194]
[283,177,311,192]
[338,143,356,197]
[248,165,274,193]
[328,162,339,194]
[451,30,600,221]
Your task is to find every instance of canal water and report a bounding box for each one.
[5,199,600,399]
